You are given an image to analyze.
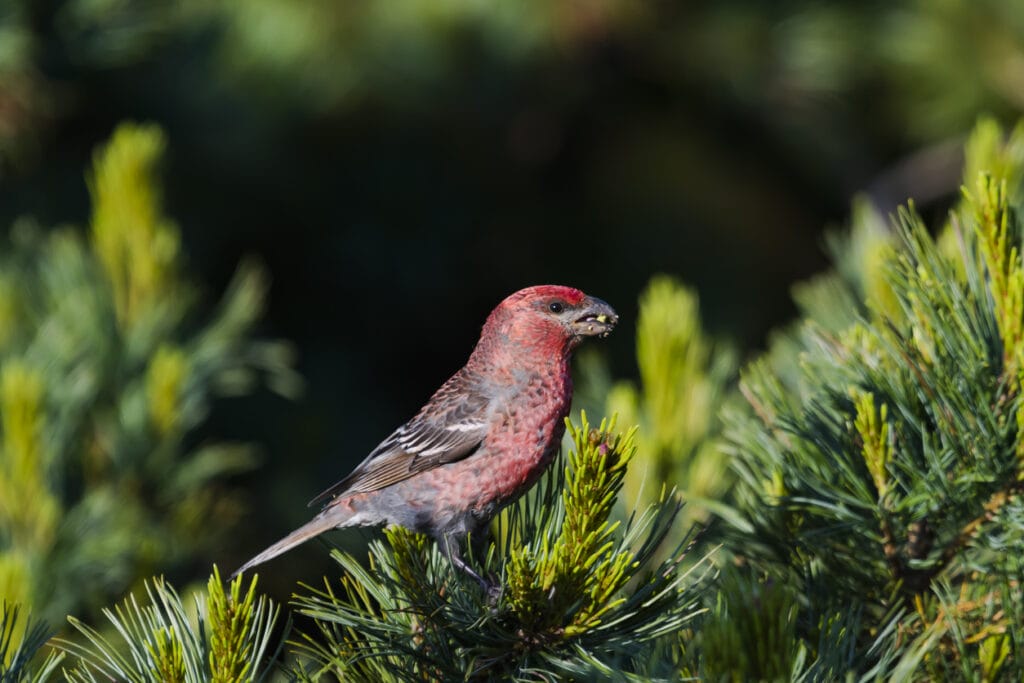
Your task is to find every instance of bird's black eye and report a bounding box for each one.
[549,301,564,314]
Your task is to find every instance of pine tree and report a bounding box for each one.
[0,602,62,681]
[0,122,299,635]
[59,568,281,683]
[10,116,1024,681]
[714,117,1024,679]
[290,414,710,681]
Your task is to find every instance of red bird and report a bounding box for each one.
[233,285,617,588]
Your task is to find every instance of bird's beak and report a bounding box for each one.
[570,297,618,338]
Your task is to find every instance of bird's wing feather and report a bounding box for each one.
[308,385,490,507]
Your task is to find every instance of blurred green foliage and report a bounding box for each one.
[8,116,1024,680]
[700,571,801,683]
[3,0,1023,150]
[6,0,1024,599]
[0,122,298,635]
[599,277,736,534]
[3,1,1024,679]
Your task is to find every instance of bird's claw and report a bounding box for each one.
[464,567,502,605]
[480,574,502,606]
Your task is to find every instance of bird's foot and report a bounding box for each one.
[448,552,502,605]
[466,566,502,603]
[481,576,502,606]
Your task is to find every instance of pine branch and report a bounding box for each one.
[58,567,284,683]
[290,413,714,681]
[713,117,1024,679]
[0,122,300,627]
[0,602,62,683]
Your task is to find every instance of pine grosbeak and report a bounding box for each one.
[233,285,617,588]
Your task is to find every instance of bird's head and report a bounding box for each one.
[483,285,619,357]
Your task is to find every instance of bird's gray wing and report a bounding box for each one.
[308,387,490,506]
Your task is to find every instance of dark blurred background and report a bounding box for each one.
[2,0,1022,598]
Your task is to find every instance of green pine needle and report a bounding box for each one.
[0,601,62,683]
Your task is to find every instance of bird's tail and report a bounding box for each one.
[231,513,342,579]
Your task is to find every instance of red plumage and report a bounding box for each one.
[233,285,617,588]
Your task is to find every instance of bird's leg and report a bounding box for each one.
[466,526,491,567]
[442,535,500,602]
[467,527,503,592]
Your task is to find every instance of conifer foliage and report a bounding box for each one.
[291,414,710,681]
[8,118,1024,681]
[721,118,1024,678]
[0,602,62,681]
[0,122,299,632]
[603,277,736,536]
[59,568,281,683]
